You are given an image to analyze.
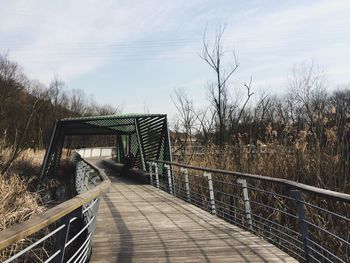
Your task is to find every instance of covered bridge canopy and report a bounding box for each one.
[40,114,172,178]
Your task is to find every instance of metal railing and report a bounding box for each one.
[147,160,350,263]
[76,147,115,159]
[171,145,206,156]
[0,152,110,263]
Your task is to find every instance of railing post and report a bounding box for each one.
[237,178,253,230]
[86,198,101,259]
[181,168,191,202]
[229,194,237,224]
[290,190,310,263]
[148,162,153,185]
[164,164,173,195]
[204,172,216,215]
[171,166,176,195]
[154,162,160,188]
[52,208,82,263]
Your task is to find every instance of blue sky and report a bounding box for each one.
[1,0,350,119]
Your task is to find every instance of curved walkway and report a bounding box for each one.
[90,160,297,263]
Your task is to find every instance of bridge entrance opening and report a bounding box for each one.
[40,114,172,178]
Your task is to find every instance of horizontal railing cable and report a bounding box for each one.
[151,160,350,203]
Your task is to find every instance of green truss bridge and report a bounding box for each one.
[0,114,349,263]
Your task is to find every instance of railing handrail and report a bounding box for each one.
[149,160,350,203]
[0,156,110,251]
[76,146,116,150]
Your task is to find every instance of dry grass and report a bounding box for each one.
[0,149,47,261]
[173,120,350,259]
[173,146,350,261]
[178,131,349,194]
[0,174,45,230]
[173,130,350,262]
[0,148,74,262]
[0,149,46,230]
[0,173,50,262]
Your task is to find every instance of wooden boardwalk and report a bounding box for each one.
[90,161,297,263]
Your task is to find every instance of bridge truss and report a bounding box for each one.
[40,114,172,178]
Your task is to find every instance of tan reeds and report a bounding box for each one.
[0,149,48,262]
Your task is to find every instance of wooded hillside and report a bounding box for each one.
[0,54,120,153]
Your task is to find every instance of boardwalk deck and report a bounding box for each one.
[90,161,297,263]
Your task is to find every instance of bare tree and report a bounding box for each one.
[288,60,328,131]
[1,83,46,175]
[228,78,254,135]
[94,104,122,115]
[69,88,88,116]
[193,107,216,143]
[48,76,69,120]
[171,88,197,151]
[200,26,239,147]
[200,26,253,147]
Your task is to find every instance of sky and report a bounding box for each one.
[1,0,350,120]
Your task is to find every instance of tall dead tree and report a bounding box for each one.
[288,60,328,133]
[200,26,253,147]
[200,26,237,147]
[171,88,198,155]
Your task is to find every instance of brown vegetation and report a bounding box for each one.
[0,149,46,261]
[171,31,350,261]
[0,148,77,261]
[178,126,349,193]
[173,52,350,194]
[0,52,120,261]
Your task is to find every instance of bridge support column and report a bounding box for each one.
[164,164,173,195]
[204,172,216,215]
[181,168,191,202]
[290,190,310,263]
[237,178,253,230]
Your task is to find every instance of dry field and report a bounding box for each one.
[176,129,350,194]
[172,130,350,262]
[0,149,74,262]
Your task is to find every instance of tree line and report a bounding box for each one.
[0,53,121,173]
[172,28,350,191]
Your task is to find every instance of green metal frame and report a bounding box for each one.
[40,114,172,178]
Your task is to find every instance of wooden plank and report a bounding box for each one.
[90,161,298,263]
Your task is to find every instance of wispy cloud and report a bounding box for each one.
[0,0,349,115]
[0,0,202,82]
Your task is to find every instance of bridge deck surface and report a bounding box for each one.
[90,160,297,263]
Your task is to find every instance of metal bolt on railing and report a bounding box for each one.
[181,168,191,202]
[204,172,216,215]
[164,164,173,195]
[290,190,310,263]
[237,178,253,230]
